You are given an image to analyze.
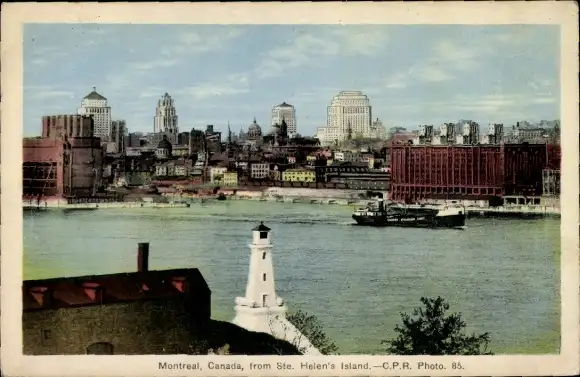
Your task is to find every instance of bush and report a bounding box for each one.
[382,296,493,355]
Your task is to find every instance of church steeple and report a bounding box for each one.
[347,122,353,140]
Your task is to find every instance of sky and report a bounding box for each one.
[23,24,559,137]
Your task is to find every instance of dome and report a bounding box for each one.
[157,134,172,150]
[247,117,262,138]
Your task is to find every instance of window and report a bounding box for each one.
[40,329,52,346]
[262,273,267,281]
[259,231,268,239]
[86,342,114,355]
[262,252,266,260]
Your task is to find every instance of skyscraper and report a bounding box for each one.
[154,93,178,143]
[271,102,296,137]
[78,87,111,141]
[326,91,372,140]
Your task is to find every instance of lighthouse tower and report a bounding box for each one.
[232,223,322,355]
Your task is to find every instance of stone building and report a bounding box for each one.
[22,243,211,355]
[155,135,172,160]
[77,87,111,141]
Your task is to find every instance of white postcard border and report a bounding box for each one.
[1,2,579,376]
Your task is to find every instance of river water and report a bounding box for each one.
[23,201,560,354]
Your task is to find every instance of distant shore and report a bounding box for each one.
[23,194,561,219]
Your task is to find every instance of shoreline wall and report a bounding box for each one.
[263,187,373,200]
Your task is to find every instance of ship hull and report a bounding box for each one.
[351,213,465,229]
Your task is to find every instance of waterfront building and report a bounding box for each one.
[233,223,321,355]
[271,103,296,137]
[250,163,269,179]
[210,167,228,184]
[389,144,561,204]
[24,115,103,200]
[77,87,111,141]
[223,171,239,187]
[326,91,372,141]
[282,169,316,183]
[153,93,179,144]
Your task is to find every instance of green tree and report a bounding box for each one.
[382,296,493,355]
[287,310,338,355]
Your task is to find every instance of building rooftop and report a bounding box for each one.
[83,86,107,101]
[23,268,210,311]
[276,102,293,108]
[23,243,210,312]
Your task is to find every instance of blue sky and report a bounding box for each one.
[23,24,559,137]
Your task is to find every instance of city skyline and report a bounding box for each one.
[24,24,559,137]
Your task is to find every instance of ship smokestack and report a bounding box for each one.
[138,242,150,272]
[378,198,384,212]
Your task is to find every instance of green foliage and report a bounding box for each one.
[287,310,338,355]
[382,296,493,355]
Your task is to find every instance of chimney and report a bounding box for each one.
[30,286,52,307]
[138,242,150,272]
[171,277,187,293]
[82,282,104,302]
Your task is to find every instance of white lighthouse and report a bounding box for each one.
[233,223,322,355]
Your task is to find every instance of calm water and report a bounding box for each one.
[23,201,561,354]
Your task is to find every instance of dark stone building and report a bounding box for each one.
[23,243,211,355]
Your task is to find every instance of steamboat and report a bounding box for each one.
[352,199,466,229]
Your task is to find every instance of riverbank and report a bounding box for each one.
[23,201,190,210]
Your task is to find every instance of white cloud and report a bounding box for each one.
[430,40,482,72]
[417,66,453,83]
[129,59,180,72]
[174,73,250,101]
[384,92,556,120]
[27,46,70,67]
[122,28,246,76]
[24,85,75,101]
[384,72,408,88]
[256,28,389,79]
[161,28,245,56]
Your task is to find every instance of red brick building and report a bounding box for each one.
[23,115,103,200]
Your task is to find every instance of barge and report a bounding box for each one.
[352,199,466,229]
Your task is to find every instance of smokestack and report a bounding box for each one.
[138,242,150,272]
[378,198,384,212]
